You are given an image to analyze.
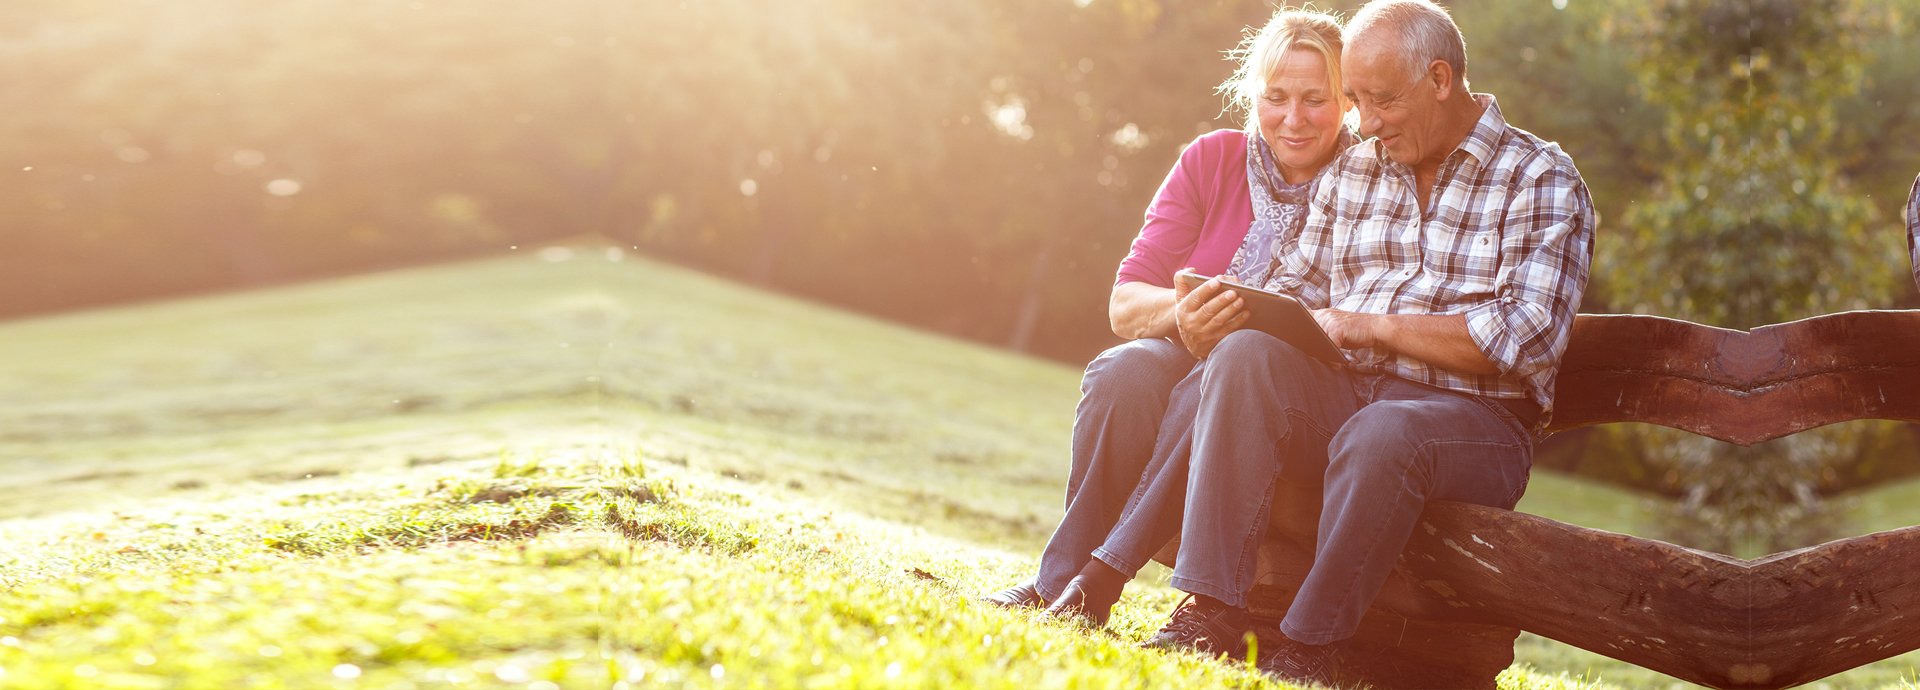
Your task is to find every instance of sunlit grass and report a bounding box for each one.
[1,250,1914,687]
[0,446,1626,690]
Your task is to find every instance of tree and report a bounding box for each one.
[1607,0,1905,554]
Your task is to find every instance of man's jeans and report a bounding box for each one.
[1033,337,1200,601]
[1169,330,1534,645]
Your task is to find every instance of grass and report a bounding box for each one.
[0,441,1601,690]
[1844,474,1920,536]
[0,248,1914,688]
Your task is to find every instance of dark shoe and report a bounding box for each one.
[978,581,1047,610]
[1140,595,1251,657]
[1042,576,1116,627]
[1254,633,1342,686]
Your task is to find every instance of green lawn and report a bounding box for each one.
[0,249,1913,688]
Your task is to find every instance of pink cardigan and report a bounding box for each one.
[1115,129,1254,287]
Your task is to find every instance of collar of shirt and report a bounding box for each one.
[1368,93,1507,185]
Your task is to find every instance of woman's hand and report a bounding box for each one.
[1174,273,1249,359]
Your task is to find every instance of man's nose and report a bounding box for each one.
[1356,106,1382,136]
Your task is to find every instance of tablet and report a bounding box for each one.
[1174,271,1346,363]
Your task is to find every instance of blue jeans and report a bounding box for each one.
[1168,330,1534,645]
[1033,338,1198,600]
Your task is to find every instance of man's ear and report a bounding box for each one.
[1427,59,1455,101]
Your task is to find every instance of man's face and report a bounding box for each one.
[1342,43,1444,170]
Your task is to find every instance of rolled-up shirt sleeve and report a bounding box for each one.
[1463,161,1595,393]
[1115,142,1211,288]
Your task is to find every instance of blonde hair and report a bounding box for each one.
[1218,7,1348,133]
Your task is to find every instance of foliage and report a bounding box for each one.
[1836,0,1920,287]
[1608,0,1896,327]
[17,0,1911,364]
[1446,0,1664,309]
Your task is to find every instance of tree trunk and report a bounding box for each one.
[1005,235,1057,353]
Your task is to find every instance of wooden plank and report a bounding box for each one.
[1549,310,1920,445]
[1396,504,1920,688]
[1172,497,1920,689]
[1742,525,1920,687]
[1397,502,1757,688]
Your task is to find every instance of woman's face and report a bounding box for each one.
[1256,48,1345,185]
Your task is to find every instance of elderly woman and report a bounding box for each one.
[981,7,1358,628]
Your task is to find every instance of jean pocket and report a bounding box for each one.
[1467,394,1532,446]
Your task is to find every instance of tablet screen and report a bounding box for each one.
[1173,271,1345,363]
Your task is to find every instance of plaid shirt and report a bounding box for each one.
[1264,95,1595,423]
[1907,174,1918,291]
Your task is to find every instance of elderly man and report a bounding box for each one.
[1140,0,1595,683]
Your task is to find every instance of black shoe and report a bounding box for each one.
[1254,633,1342,686]
[978,581,1047,610]
[1042,576,1116,627]
[1141,595,1251,657]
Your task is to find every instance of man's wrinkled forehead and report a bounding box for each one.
[1340,39,1411,96]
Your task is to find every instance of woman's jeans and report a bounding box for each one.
[1167,330,1534,645]
[1032,337,1203,601]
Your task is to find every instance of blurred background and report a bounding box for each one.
[5,0,1920,558]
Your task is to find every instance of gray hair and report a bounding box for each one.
[1345,0,1468,87]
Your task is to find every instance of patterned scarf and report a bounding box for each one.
[1226,128,1358,287]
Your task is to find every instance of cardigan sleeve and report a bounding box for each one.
[1114,132,1233,287]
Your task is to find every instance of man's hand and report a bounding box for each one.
[1311,308,1381,349]
[1311,309,1501,374]
[1174,272,1248,359]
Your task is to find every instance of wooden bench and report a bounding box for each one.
[1155,310,1920,689]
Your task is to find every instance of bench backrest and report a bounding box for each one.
[1546,310,1920,445]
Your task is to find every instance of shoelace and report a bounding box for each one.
[1156,594,1221,639]
[1267,640,1338,679]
